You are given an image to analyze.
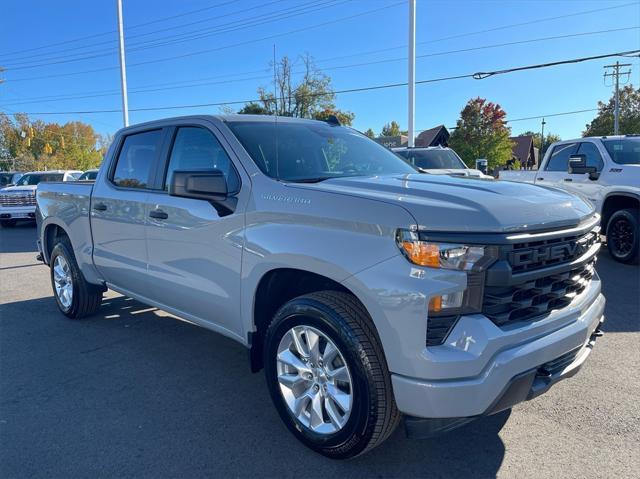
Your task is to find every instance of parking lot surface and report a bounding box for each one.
[1,223,639,478]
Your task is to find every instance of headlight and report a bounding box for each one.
[396,229,490,271]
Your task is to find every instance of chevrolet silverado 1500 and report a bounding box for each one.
[500,136,639,264]
[36,115,605,458]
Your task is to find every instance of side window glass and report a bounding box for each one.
[577,142,604,171]
[165,127,239,192]
[545,143,577,171]
[112,130,162,189]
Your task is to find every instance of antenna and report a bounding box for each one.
[273,44,279,180]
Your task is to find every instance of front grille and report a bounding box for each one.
[483,259,596,326]
[0,193,36,207]
[538,346,582,377]
[509,228,599,273]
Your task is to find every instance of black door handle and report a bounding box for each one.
[564,178,573,182]
[93,202,107,211]
[149,209,168,220]
[537,177,544,181]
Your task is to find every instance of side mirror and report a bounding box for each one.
[568,154,599,180]
[169,169,227,201]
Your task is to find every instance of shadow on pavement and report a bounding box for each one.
[0,221,38,254]
[0,294,507,478]
[596,250,640,333]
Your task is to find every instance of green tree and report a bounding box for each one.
[583,84,640,136]
[448,97,514,170]
[380,121,402,137]
[239,54,354,123]
[363,128,375,139]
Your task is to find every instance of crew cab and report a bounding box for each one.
[0,170,81,227]
[500,136,639,263]
[36,115,605,458]
[393,146,492,178]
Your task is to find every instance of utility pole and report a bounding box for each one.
[539,117,546,169]
[407,0,416,147]
[117,0,129,127]
[603,61,631,135]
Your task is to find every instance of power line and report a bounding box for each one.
[3,24,636,106]
[3,1,398,81]
[5,50,637,116]
[0,0,243,59]
[3,0,341,69]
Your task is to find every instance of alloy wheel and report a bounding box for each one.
[53,255,73,309]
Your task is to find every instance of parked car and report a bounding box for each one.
[36,115,604,458]
[77,169,99,181]
[0,171,23,188]
[500,135,639,264]
[0,170,81,227]
[393,146,492,178]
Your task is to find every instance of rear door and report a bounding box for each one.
[143,120,248,338]
[91,128,167,296]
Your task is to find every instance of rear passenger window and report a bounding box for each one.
[545,143,577,171]
[164,127,239,192]
[112,130,162,189]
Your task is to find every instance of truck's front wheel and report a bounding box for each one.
[264,291,400,459]
[50,240,103,319]
[606,208,639,264]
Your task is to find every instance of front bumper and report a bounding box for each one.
[392,287,605,420]
[0,205,36,220]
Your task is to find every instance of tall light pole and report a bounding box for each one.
[117,0,129,127]
[539,117,546,169]
[407,0,416,147]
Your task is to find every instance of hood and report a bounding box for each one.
[420,168,492,179]
[294,174,594,233]
[0,185,36,193]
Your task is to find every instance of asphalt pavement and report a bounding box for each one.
[1,223,639,478]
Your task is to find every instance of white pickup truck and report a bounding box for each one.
[500,135,639,264]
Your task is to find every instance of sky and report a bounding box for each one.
[1,0,639,140]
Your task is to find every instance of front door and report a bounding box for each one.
[536,141,577,187]
[91,128,165,296]
[144,123,247,339]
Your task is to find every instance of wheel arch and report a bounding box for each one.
[249,267,368,373]
[601,193,639,232]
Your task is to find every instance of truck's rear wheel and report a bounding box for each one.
[264,291,400,459]
[50,240,103,319]
[606,208,639,264]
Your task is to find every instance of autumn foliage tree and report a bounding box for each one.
[0,113,107,172]
[583,84,640,136]
[448,97,514,170]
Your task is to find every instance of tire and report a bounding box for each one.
[0,219,17,228]
[606,208,639,264]
[50,239,103,319]
[264,291,400,459]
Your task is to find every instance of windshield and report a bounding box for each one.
[0,173,14,186]
[395,149,467,169]
[78,170,97,181]
[603,138,640,165]
[227,120,416,181]
[16,173,64,186]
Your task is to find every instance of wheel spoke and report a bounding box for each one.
[309,391,324,430]
[290,328,309,358]
[327,365,349,383]
[324,396,344,429]
[305,327,321,362]
[277,373,307,390]
[326,384,351,412]
[277,349,311,374]
[322,342,338,364]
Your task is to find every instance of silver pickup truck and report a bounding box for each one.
[37,115,605,459]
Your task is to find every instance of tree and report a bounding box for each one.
[380,121,401,137]
[521,130,562,157]
[363,128,376,139]
[583,84,640,136]
[0,113,106,171]
[238,54,354,123]
[448,97,514,170]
